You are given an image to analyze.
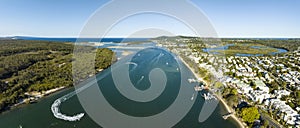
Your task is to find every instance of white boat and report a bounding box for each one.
[191,93,195,100]
[194,85,203,91]
[203,93,217,101]
[188,78,197,83]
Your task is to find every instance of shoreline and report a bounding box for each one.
[216,95,246,128]
[0,86,71,115]
[177,55,245,128]
[1,63,110,114]
[177,55,208,86]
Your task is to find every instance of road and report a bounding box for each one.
[259,110,283,128]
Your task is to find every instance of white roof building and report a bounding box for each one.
[250,90,270,104]
[267,99,299,126]
[254,80,269,93]
[274,90,290,99]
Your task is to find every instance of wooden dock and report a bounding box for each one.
[222,113,233,120]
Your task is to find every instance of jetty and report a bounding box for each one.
[188,78,198,83]
[222,112,234,120]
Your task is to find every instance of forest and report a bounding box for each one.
[0,40,116,111]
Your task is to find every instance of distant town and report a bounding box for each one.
[156,36,300,128]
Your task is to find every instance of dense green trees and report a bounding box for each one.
[223,87,238,97]
[0,53,51,79]
[222,38,300,52]
[0,40,115,111]
[95,48,116,70]
[0,40,73,79]
[222,87,239,108]
[240,107,260,124]
[289,90,300,109]
[0,40,73,56]
[226,95,239,108]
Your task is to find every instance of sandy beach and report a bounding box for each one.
[177,55,245,128]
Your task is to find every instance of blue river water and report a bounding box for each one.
[0,46,240,128]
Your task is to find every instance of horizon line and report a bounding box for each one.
[1,35,300,39]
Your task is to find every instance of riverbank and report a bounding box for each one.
[1,86,67,113]
[2,66,109,114]
[177,55,208,86]
[216,95,246,128]
[177,54,246,128]
[25,86,66,98]
[0,88,71,117]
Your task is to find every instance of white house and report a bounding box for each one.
[254,80,269,93]
[274,90,290,99]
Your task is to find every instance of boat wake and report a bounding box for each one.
[126,62,138,71]
[51,69,112,122]
[51,91,84,121]
[136,76,144,85]
[150,52,164,65]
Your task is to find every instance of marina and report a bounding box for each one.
[203,93,217,101]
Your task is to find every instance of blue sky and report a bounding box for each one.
[0,0,299,38]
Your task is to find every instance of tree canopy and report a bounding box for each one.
[240,107,260,124]
[0,40,115,111]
